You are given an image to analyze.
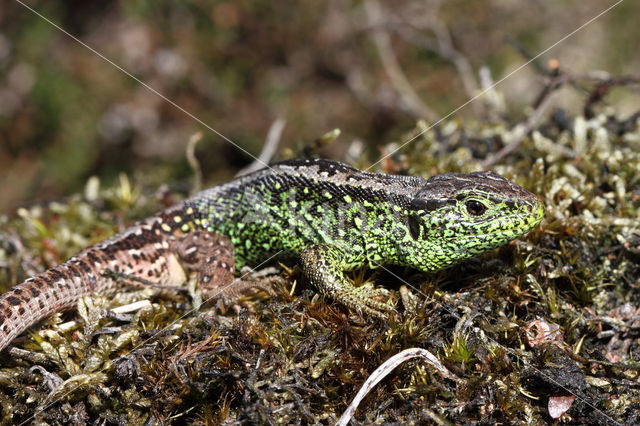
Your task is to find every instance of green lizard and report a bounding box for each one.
[0,158,544,351]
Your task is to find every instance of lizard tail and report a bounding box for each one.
[0,263,94,352]
[0,216,188,353]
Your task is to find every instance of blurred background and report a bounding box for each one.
[0,0,638,212]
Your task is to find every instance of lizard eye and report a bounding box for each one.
[466,200,486,216]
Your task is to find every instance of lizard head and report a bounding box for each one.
[405,171,544,270]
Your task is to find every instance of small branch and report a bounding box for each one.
[236,118,286,177]
[479,66,507,119]
[505,35,549,76]
[481,95,553,169]
[102,269,189,293]
[337,347,460,426]
[481,66,564,169]
[186,132,203,193]
[584,75,640,118]
[110,299,153,314]
[364,0,439,122]
[394,4,481,115]
[481,65,640,168]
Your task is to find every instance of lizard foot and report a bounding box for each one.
[205,276,283,313]
[300,244,395,320]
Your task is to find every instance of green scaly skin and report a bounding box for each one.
[0,158,544,351]
[181,158,545,316]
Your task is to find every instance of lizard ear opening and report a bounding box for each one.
[408,214,421,240]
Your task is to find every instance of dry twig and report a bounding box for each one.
[337,347,459,425]
[236,118,286,177]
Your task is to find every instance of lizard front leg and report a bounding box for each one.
[299,244,393,318]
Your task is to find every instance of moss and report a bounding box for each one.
[1,107,640,423]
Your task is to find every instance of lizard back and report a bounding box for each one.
[188,158,428,268]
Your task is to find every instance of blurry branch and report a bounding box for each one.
[481,38,640,169]
[480,92,553,169]
[364,0,439,122]
[531,61,564,109]
[479,66,507,120]
[186,132,203,192]
[507,36,598,107]
[481,62,564,169]
[482,66,640,169]
[392,1,482,116]
[345,68,377,110]
[583,75,640,118]
[235,118,286,177]
[508,37,640,116]
[505,35,549,76]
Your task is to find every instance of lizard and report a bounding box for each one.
[0,158,545,352]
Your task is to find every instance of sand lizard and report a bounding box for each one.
[0,158,544,352]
